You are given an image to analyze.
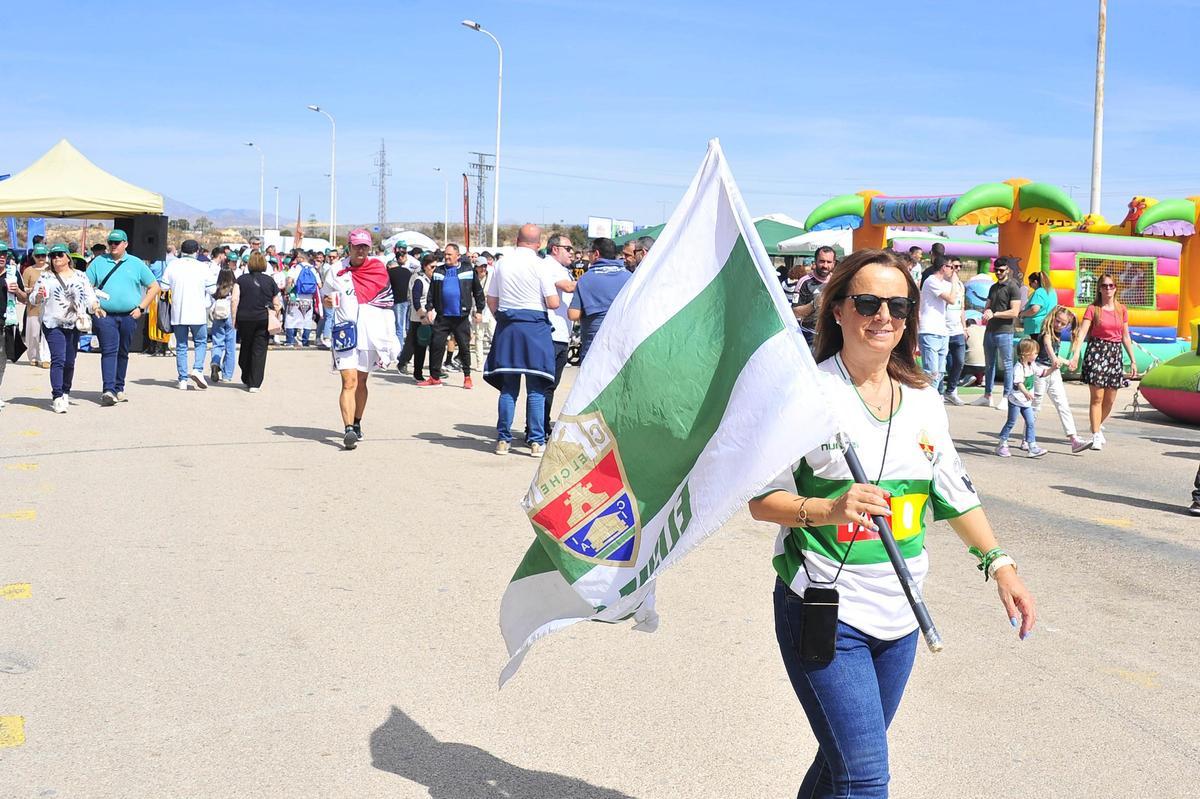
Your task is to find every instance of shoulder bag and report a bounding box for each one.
[263,275,283,335]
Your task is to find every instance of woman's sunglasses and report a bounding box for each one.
[846,294,914,319]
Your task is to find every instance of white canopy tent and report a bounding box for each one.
[776,228,853,256]
[0,139,162,218]
[381,230,439,253]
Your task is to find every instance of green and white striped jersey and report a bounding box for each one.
[762,355,981,640]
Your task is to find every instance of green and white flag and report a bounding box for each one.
[499,140,835,685]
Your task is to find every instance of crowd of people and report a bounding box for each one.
[784,242,1140,461]
[0,225,648,454]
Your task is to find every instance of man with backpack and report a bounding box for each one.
[285,251,322,347]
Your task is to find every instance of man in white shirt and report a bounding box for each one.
[484,223,561,457]
[538,233,578,436]
[158,239,216,390]
[917,256,956,393]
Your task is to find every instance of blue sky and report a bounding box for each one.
[5,0,1200,229]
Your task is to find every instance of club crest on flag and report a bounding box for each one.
[525,411,642,567]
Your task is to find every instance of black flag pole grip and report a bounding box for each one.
[842,441,944,653]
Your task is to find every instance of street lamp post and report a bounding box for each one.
[307,105,337,244]
[243,142,264,239]
[462,20,502,249]
[1089,0,1107,217]
[273,186,280,229]
[434,167,449,246]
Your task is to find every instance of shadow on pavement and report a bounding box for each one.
[265,425,343,450]
[454,423,498,439]
[131,377,184,389]
[1146,436,1200,448]
[1050,484,1192,516]
[369,706,636,799]
[413,432,496,453]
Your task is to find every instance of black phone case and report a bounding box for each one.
[800,586,840,664]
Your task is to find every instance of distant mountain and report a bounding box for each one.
[162,196,265,228]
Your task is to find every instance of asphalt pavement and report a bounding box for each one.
[1,347,1198,798]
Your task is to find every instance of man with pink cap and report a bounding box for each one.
[321,228,400,449]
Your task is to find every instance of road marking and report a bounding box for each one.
[0,509,36,522]
[1,584,32,600]
[0,716,25,747]
[1094,517,1133,528]
[1103,668,1159,689]
[16,430,41,437]
[3,463,38,471]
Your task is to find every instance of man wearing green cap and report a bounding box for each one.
[85,229,160,406]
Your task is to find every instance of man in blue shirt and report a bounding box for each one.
[568,238,632,360]
[84,229,159,406]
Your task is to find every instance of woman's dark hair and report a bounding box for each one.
[420,253,437,268]
[214,267,235,299]
[1028,271,1043,287]
[1092,274,1125,311]
[813,248,929,389]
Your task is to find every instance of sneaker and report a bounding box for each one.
[1018,440,1029,451]
[52,396,67,414]
[178,380,190,391]
[101,391,117,407]
[248,387,260,394]
[995,444,1011,458]
[190,371,208,390]
[529,442,545,458]
[496,440,510,456]
[398,363,411,375]
[416,378,443,388]
[972,395,992,406]
[1189,501,1200,516]
[210,363,220,382]
[353,423,363,440]
[115,392,128,403]
[64,394,77,405]
[463,376,474,390]
[1070,436,1091,453]
[991,396,1006,410]
[1091,431,1106,451]
[1028,445,1048,458]
[945,392,964,406]
[343,426,359,450]
[39,361,49,370]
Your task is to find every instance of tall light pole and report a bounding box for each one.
[462,20,502,249]
[1089,0,1107,217]
[273,186,279,229]
[307,104,337,244]
[433,167,449,246]
[243,142,264,239]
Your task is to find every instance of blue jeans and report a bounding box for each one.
[319,308,333,341]
[917,333,948,392]
[209,318,236,379]
[44,326,80,399]
[982,329,1014,397]
[393,301,410,341]
[944,333,966,395]
[497,372,550,445]
[285,328,311,346]
[1000,402,1037,445]
[173,323,208,381]
[774,580,918,799]
[93,312,138,394]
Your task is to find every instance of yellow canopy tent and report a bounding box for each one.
[0,139,163,218]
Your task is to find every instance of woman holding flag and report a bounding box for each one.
[749,248,1036,799]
